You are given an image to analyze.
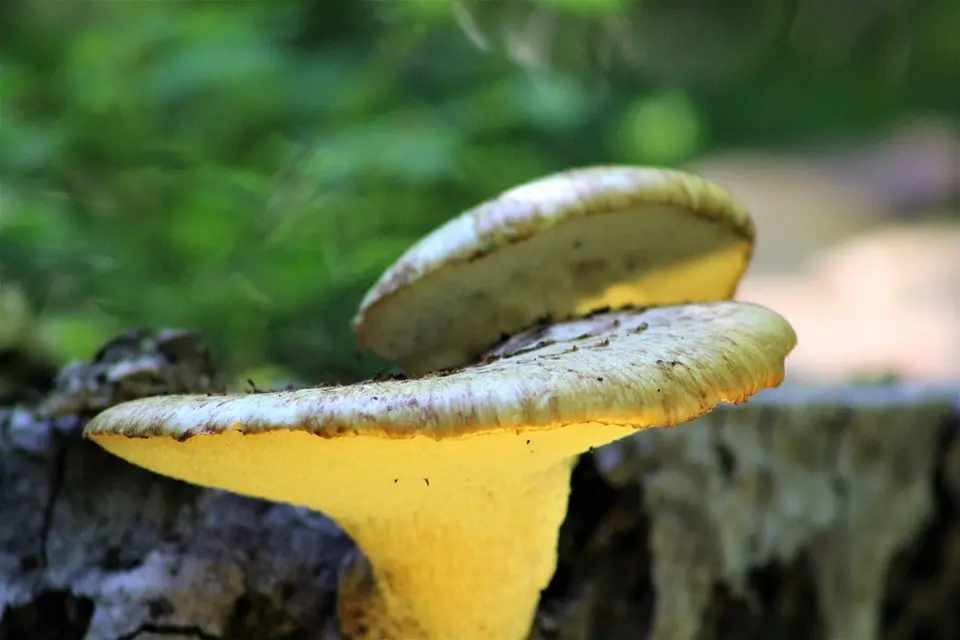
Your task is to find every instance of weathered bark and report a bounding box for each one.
[575,385,960,640]
[1,330,958,640]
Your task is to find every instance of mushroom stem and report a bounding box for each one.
[336,458,576,640]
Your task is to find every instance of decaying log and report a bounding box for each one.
[585,385,960,640]
[1,330,958,639]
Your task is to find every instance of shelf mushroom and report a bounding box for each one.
[354,165,755,374]
[85,301,796,640]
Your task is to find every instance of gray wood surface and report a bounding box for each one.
[2,343,957,639]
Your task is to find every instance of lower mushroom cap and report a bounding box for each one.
[354,166,755,374]
[86,302,794,447]
[84,301,796,640]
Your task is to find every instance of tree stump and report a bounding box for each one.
[2,330,958,639]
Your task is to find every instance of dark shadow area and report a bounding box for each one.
[880,412,960,640]
[0,591,94,640]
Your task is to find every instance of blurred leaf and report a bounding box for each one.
[36,313,123,363]
[615,91,703,164]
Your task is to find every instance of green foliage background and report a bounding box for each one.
[2,0,958,384]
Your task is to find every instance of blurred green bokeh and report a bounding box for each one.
[1,0,958,385]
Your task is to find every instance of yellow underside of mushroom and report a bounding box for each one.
[93,421,641,640]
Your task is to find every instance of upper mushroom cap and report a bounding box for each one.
[352,166,755,374]
[84,301,794,512]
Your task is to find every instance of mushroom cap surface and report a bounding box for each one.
[85,301,794,511]
[353,166,755,374]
